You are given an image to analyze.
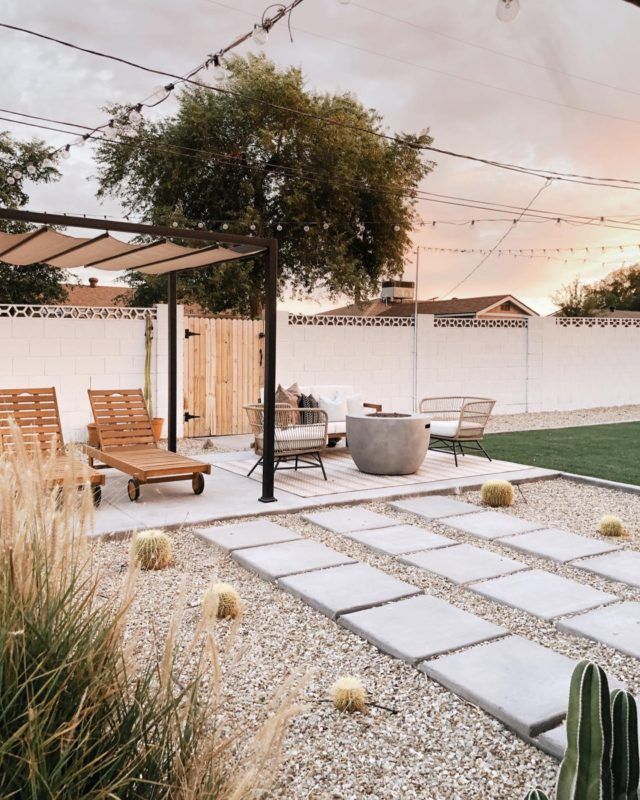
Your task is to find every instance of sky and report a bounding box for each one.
[2,0,640,315]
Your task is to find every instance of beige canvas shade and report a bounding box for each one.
[0,227,266,274]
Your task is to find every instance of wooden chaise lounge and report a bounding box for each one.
[0,387,105,505]
[86,388,211,501]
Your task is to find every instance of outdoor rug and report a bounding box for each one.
[216,449,532,498]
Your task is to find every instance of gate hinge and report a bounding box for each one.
[185,329,201,339]
[184,412,201,422]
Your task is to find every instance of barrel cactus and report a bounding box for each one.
[598,515,626,537]
[610,689,639,799]
[132,529,172,570]
[203,582,241,619]
[481,479,515,507]
[330,676,366,713]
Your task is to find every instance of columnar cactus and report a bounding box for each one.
[556,660,613,800]
[610,689,639,800]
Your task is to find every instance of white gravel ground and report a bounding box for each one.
[487,404,640,433]
[92,477,640,799]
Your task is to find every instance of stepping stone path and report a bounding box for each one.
[303,507,397,533]
[440,510,542,540]
[196,519,300,552]
[278,563,421,619]
[573,550,640,589]
[231,539,355,581]
[501,528,620,563]
[470,569,617,620]
[340,594,507,664]
[557,601,640,659]
[421,635,581,739]
[401,543,528,584]
[390,495,479,520]
[344,524,456,555]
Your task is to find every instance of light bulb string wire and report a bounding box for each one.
[2,19,640,191]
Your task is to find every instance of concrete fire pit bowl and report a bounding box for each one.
[346,412,431,475]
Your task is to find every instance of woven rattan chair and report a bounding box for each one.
[418,396,496,466]
[243,403,329,480]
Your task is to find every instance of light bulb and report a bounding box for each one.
[128,107,143,124]
[61,147,71,160]
[323,222,329,230]
[73,135,86,147]
[222,223,229,230]
[6,176,15,185]
[12,170,22,179]
[496,0,520,22]
[276,224,283,231]
[250,224,256,231]
[172,221,179,228]
[303,225,310,232]
[252,24,269,45]
[151,84,172,102]
[211,56,229,84]
[103,124,118,141]
[26,163,36,175]
[393,224,400,232]
[42,157,54,168]
[197,221,204,229]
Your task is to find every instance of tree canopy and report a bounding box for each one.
[0,133,66,305]
[552,266,640,316]
[95,55,434,316]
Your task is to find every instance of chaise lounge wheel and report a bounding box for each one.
[192,472,205,495]
[327,438,339,448]
[127,478,140,502]
[92,484,102,508]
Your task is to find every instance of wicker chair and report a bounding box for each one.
[243,403,329,480]
[418,396,496,466]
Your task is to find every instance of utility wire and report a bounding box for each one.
[2,20,640,190]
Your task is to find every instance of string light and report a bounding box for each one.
[251,24,269,45]
[496,0,520,22]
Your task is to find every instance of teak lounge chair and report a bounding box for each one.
[86,389,211,501]
[0,387,105,505]
[419,396,496,466]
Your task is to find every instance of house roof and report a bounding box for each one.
[321,295,539,317]
[62,283,133,307]
[596,308,640,318]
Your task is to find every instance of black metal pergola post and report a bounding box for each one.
[0,207,278,502]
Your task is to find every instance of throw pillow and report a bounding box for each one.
[346,393,364,414]
[299,393,319,424]
[287,382,302,398]
[319,394,347,423]
[275,384,298,409]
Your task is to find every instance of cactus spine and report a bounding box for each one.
[610,689,639,800]
[556,660,613,800]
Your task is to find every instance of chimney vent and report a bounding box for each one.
[88,277,99,288]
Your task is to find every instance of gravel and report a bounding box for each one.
[487,404,640,433]
[90,477,640,799]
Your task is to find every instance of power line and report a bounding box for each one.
[3,20,640,190]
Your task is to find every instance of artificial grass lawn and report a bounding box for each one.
[483,421,640,486]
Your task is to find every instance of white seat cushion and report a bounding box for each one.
[430,420,481,438]
[257,426,326,453]
[327,421,345,435]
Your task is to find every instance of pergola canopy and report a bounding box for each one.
[0,226,266,274]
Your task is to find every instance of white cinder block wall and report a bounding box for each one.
[0,305,182,442]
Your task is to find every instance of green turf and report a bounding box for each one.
[482,421,640,486]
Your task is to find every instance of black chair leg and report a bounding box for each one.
[317,452,327,480]
[476,440,492,461]
[247,456,262,477]
[453,442,458,467]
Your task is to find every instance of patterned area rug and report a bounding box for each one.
[216,449,531,498]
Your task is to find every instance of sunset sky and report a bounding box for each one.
[2,0,639,314]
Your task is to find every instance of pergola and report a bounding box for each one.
[0,207,279,503]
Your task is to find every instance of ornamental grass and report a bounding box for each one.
[0,428,299,799]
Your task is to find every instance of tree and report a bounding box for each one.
[95,55,433,316]
[586,265,640,311]
[551,276,597,317]
[0,133,66,305]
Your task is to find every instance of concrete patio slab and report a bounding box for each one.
[339,594,507,664]
[345,525,456,555]
[501,528,621,563]
[231,539,355,581]
[420,635,579,738]
[469,569,617,620]
[557,601,640,659]
[440,511,543,540]
[389,495,479,520]
[196,519,300,552]
[277,563,421,619]
[401,543,528,584]
[302,507,397,533]
[573,550,640,589]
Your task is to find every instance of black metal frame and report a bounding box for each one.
[0,207,280,503]
[429,436,492,467]
[247,451,327,481]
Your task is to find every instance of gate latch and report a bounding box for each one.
[184,411,201,422]
[184,329,201,339]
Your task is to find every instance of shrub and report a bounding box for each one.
[0,433,298,799]
[204,581,242,619]
[598,514,626,537]
[331,676,366,712]
[132,528,172,569]
[481,479,515,507]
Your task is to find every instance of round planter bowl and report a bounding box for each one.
[346,412,431,475]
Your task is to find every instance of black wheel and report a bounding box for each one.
[327,438,339,448]
[192,472,205,495]
[127,478,140,502]
[92,484,102,508]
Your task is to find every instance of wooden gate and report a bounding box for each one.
[183,316,263,437]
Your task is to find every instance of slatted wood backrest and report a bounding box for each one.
[0,387,64,453]
[88,389,156,449]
